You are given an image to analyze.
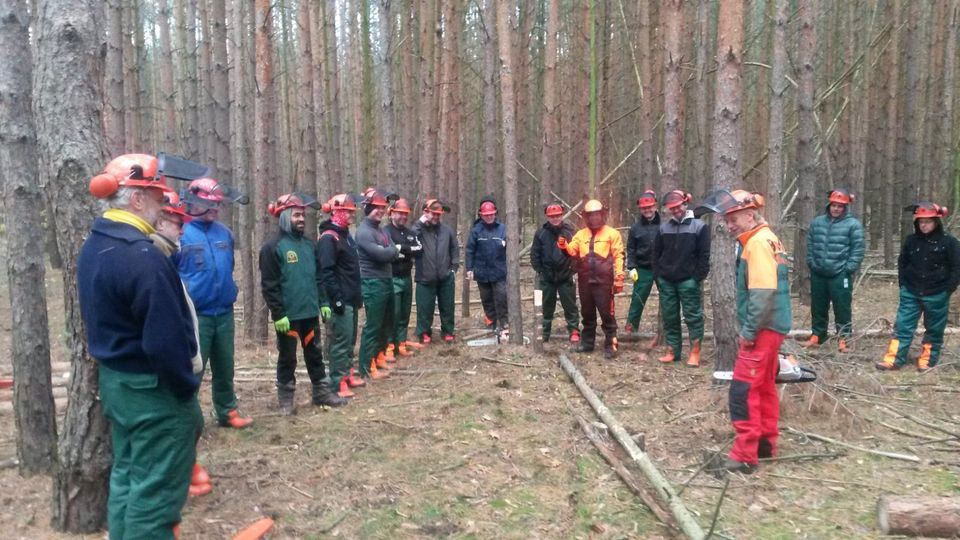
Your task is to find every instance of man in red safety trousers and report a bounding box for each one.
[697,189,792,473]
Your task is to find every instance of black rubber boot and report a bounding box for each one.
[277,381,296,416]
[312,382,348,408]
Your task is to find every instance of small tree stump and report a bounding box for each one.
[878,496,960,537]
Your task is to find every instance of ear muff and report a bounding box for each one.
[89,173,120,199]
[268,203,279,217]
[321,203,332,214]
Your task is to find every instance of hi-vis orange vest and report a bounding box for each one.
[563,225,625,285]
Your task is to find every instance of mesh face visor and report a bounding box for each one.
[694,189,740,218]
[156,152,210,182]
[181,183,250,214]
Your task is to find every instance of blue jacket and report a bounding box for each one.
[806,206,865,277]
[78,218,200,400]
[178,220,238,316]
[465,219,507,283]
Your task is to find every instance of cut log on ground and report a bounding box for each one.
[559,353,705,540]
[878,496,960,537]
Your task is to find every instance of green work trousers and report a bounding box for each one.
[415,273,456,339]
[539,275,579,339]
[358,278,394,376]
[810,271,853,342]
[197,313,238,425]
[892,287,950,367]
[626,267,656,329]
[392,276,414,347]
[99,365,202,540]
[328,305,359,388]
[657,277,705,357]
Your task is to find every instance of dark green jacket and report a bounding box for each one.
[258,230,320,321]
[806,207,864,277]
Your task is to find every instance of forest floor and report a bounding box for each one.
[1,268,959,539]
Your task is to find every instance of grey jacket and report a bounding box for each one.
[356,217,399,279]
[413,219,460,283]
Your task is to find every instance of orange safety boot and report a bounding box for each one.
[800,335,820,348]
[875,339,900,370]
[224,409,253,429]
[173,523,181,540]
[397,342,413,356]
[189,481,212,497]
[192,463,211,485]
[917,343,932,372]
[385,344,397,363]
[658,350,677,363]
[369,359,390,379]
[406,340,425,350]
[231,517,275,540]
[838,338,851,353]
[337,379,356,398]
[346,367,366,387]
[375,351,391,370]
[686,341,701,368]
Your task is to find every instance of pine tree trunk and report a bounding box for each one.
[0,0,58,477]
[496,0,524,345]
[252,0,274,344]
[766,0,789,227]
[418,0,438,196]
[158,0,177,152]
[309,0,330,197]
[943,1,958,208]
[541,0,559,199]
[400,0,417,195]
[710,0,745,373]
[661,0,684,188]
[34,0,112,531]
[177,0,200,159]
[378,0,399,188]
[325,0,342,193]
[104,0,124,154]
[211,0,230,182]
[481,0,498,196]
[693,0,713,200]
[793,0,818,305]
[883,0,901,268]
[122,0,142,151]
[637,0,655,190]
[438,0,460,223]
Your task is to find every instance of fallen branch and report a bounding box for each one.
[872,403,960,440]
[704,476,731,540]
[576,415,678,532]
[480,356,531,368]
[785,427,921,462]
[766,472,889,491]
[757,452,844,464]
[559,353,706,540]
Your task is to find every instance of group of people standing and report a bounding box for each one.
[75,150,958,536]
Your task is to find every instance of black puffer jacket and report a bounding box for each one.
[627,212,660,270]
[384,222,419,278]
[317,220,362,308]
[898,220,960,296]
[531,221,576,282]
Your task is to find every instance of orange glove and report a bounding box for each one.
[557,236,568,250]
[613,276,624,294]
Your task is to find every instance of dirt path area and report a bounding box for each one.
[1,273,958,539]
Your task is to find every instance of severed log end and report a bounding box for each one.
[878,496,960,537]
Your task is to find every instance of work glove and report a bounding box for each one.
[320,306,332,322]
[466,270,474,281]
[274,316,290,333]
[332,300,345,315]
[409,238,423,253]
[556,236,568,250]
[629,268,639,282]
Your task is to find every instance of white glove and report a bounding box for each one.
[397,252,405,260]
[500,239,506,248]
[410,243,423,253]
[467,270,474,280]
[420,214,430,223]
[395,244,402,252]
[629,269,639,282]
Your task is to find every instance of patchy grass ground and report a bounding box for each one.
[1,268,959,539]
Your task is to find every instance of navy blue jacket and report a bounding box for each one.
[465,219,507,283]
[78,218,199,400]
[899,220,960,296]
[178,220,238,316]
[653,210,711,283]
[531,221,576,283]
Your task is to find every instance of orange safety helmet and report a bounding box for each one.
[479,201,497,216]
[726,190,765,214]
[322,193,359,213]
[637,189,658,209]
[544,203,564,217]
[187,178,224,203]
[827,188,854,205]
[89,154,174,199]
[390,198,412,214]
[160,191,192,223]
[662,189,692,209]
[423,198,450,215]
[268,192,320,217]
[906,202,948,220]
[694,189,765,218]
